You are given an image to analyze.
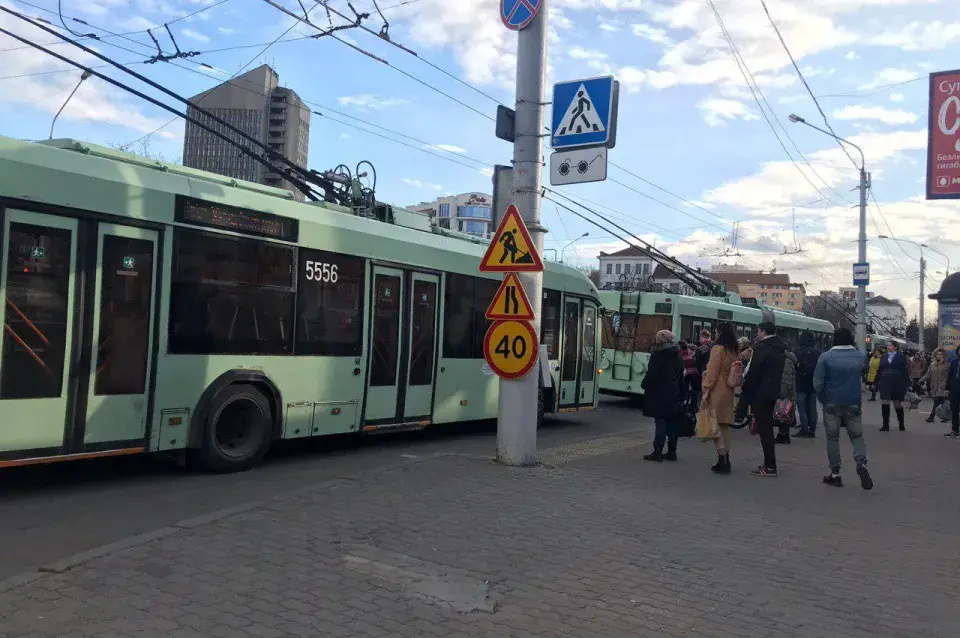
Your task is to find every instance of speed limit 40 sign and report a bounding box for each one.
[483,320,539,380]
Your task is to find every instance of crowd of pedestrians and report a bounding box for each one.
[640,321,892,491]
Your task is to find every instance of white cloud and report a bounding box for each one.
[631,23,671,45]
[597,16,623,32]
[567,46,608,62]
[180,28,210,43]
[845,50,859,60]
[402,178,443,191]
[698,98,759,126]
[889,93,905,102]
[217,27,236,35]
[832,104,918,125]
[431,144,467,154]
[859,68,920,90]
[869,21,960,51]
[0,10,176,135]
[119,16,155,31]
[337,94,411,109]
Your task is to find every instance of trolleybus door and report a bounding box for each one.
[0,210,78,453]
[578,302,598,406]
[365,266,405,422]
[82,225,158,446]
[403,273,439,420]
[558,299,581,407]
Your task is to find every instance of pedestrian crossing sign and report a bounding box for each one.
[479,204,544,273]
[551,75,618,149]
[486,273,536,320]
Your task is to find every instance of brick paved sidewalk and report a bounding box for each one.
[1,401,959,637]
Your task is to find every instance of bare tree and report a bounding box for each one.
[804,295,850,332]
[109,138,182,165]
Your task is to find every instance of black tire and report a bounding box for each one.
[197,384,272,473]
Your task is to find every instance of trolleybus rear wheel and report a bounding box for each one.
[199,384,272,473]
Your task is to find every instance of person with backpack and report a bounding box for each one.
[701,323,740,474]
[794,331,822,438]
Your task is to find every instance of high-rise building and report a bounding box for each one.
[409,192,492,236]
[182,65,310,200]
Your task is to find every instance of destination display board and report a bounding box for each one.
[175,197,299,242]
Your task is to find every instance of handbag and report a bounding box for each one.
[696,408,720,441]
[773,398,795,425]
[905,391,921,410]
[936,398,951,422]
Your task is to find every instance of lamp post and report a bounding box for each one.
[878,235,942,351]
[49,70,92,140]
[560,232,589,263]
[789,113,869,353]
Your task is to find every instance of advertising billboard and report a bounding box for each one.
[927,69,960,199]
[939,304,960,358]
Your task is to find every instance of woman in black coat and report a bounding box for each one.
[641,329,685,462]
[878,341,909,431]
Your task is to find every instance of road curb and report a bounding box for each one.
[37,526,180,575]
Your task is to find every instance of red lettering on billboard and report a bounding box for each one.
[927,69,960,199]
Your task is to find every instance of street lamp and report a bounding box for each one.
[49,69,92,140]
[877,234,946,351]
[560,232,589,263]
[789,112,869,353]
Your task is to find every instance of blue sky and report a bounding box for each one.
[1,0,958,320]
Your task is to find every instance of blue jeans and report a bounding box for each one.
[653,417,678,453]
[796,392,818,433]
[822,405,867,474]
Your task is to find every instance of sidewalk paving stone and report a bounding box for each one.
[1,401,958,636]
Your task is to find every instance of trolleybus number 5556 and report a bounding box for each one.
[304,261,339,283]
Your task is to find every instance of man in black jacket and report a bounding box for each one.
[741,321,787,476]
[794,331,822,438]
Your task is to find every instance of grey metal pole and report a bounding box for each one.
[497,0,548,467]
[49,70,91,140]
[857,168,868,353]
[919,252,926,351]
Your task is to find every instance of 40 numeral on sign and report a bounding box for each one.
[483,320,539,380]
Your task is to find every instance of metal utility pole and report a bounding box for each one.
[49,69,92,139]
[857,167,868,353]
[789,113,869,353]
[497,0,548,466]
[919,254,926,349]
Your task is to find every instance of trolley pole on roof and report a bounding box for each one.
[497,0,548,466]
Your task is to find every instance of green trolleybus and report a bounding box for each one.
[597,290,834,400]
[0,138,600,472]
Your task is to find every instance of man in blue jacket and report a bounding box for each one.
[813,328,873,490]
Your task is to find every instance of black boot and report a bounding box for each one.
[896,408,905,431]
[880,404,890,431]
[926,412,935,423]
[662,448,678,462]
[643,450,663,462]
[711,454,731,474]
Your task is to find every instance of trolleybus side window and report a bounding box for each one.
[442,273,475,358]
[633,316,672,353]
[169,229,294,355]
[370,274,401,386]
[472,277,498,357]
[296,249,364,356]
[580,307,597,383]
[561,302,579,381]
[541,289,561,359]
[408,279,438,386]
[0,223,71,399]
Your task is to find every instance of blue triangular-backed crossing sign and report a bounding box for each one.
[501,0,544,31]
[551,76,618,149]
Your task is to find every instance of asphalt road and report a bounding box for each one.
[0,397,645,580]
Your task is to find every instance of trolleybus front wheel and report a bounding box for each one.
[198,384,273,473]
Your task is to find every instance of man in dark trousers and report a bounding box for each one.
[794,331,822,438]
[741,321,787,477]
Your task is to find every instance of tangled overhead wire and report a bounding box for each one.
[145,24,201,64]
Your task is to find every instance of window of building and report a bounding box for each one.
[438,203,450,218]
[169,229,295,355]
[615,263,622,275]
[296,249,365,356]
[606,263,612,274]
[624,263,632,275]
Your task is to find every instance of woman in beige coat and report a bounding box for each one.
[701,323,740,474]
